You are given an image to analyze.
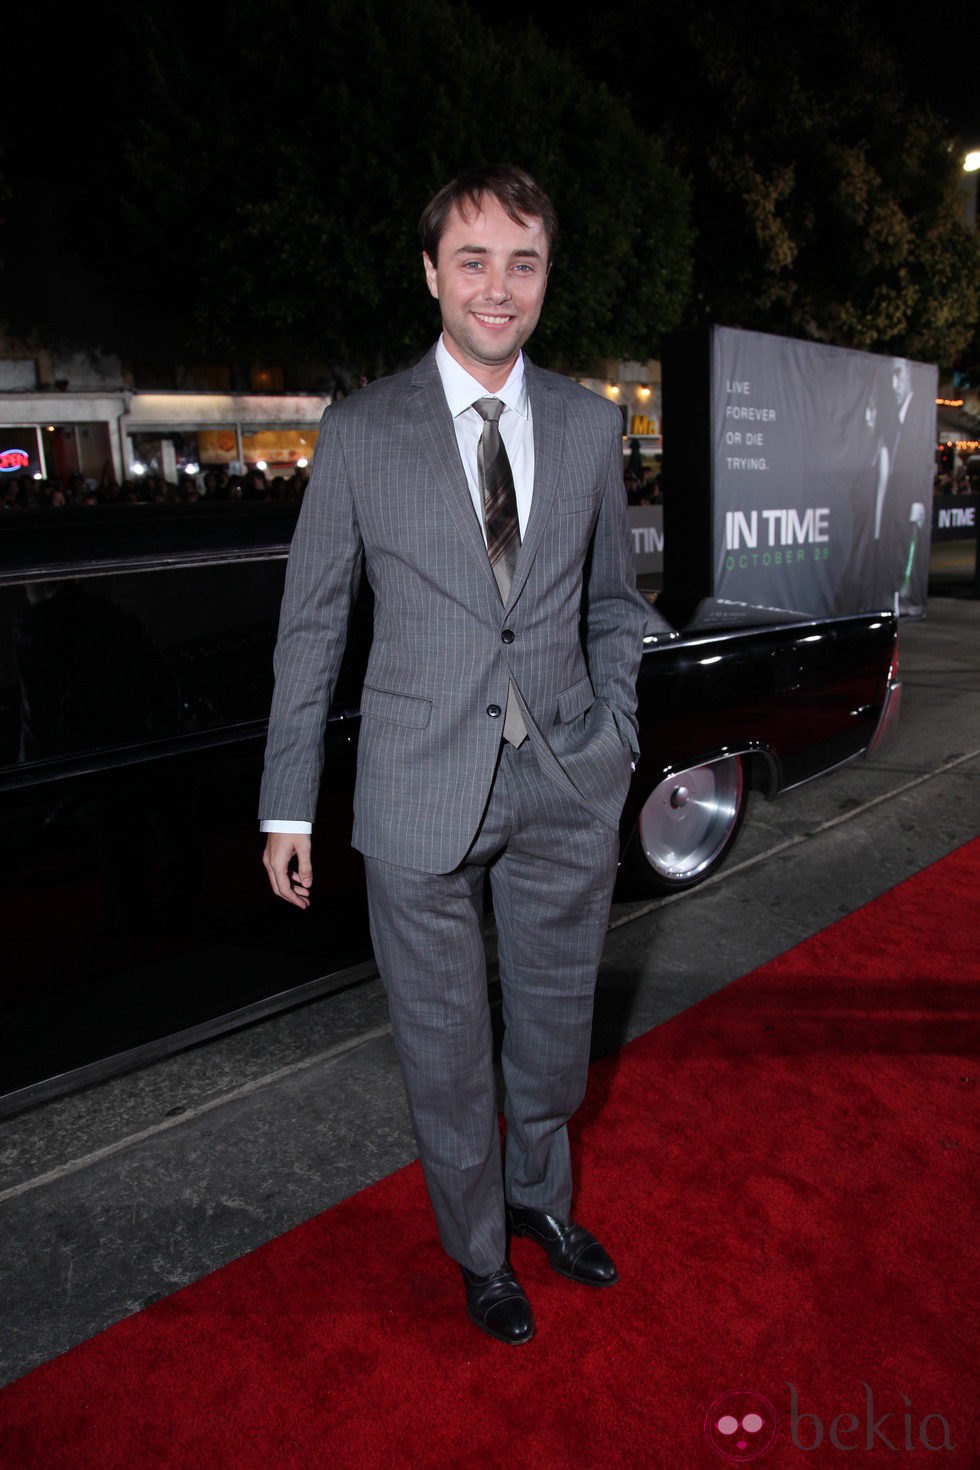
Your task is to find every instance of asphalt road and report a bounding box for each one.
[1,595,977,1388]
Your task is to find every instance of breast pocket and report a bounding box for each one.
[558,493,597,516]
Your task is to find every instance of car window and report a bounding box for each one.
[0,560,288,769]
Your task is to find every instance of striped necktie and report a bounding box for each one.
[473,397,526,746]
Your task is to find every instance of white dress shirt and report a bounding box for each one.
[260,337,535,835]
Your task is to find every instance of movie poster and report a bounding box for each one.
[711,327,936,618]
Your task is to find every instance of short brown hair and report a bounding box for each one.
[419,165,558,266]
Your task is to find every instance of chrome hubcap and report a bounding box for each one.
[637,756,743,882]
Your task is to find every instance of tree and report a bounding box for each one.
[522,0,980,367]
[682,4,979,364]
[94,0,692,373]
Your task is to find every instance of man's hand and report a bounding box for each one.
[263,832,313,909]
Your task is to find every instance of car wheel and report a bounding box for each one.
[622,754,748,895]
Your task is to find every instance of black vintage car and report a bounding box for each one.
[0,504,899,1114]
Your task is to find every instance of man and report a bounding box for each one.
[259,165,649,1346]
[872,357,931,614]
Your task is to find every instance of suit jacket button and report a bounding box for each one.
[501,629,515,644]
[487,704,502,718]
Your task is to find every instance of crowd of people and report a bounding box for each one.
[3,455,977,514]
[623,438,662,506]
[1,465,311,512]
[5,457,658,512]
[624,464,663,505]
[934,460,980,496]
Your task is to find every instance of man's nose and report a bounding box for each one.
[482,267,511,302]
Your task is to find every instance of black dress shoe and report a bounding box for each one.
[460,1264,535,1345]
[506,1203,619,1286]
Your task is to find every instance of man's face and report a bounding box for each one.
[891,358,911,407]
[423,194,549,385]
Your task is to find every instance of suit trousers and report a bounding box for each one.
[363,736,620,1275]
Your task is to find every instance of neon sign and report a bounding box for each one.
[0,448,30,473]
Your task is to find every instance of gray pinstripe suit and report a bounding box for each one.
[259,342,649,1271]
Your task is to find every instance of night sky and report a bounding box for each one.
[4,1,977,190]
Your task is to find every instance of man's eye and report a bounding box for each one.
[462,260,483,270]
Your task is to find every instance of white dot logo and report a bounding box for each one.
[704,1389,780,1461]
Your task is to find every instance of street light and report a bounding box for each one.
[960,148,979,227]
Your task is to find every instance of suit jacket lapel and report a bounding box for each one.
[409,346,500,599]
[506,356,564,611]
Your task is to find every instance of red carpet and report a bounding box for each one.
[1,840,978,1468]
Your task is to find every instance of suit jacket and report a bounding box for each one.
[258,343,651,873]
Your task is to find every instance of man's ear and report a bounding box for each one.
[422,252,439,300]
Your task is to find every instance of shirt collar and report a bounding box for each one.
[435,335,529,421]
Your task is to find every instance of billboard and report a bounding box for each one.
[628,505,664,576]
[932,493,977,543]
[663,327,938,622]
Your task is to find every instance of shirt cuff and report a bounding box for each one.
[259,820,313,834]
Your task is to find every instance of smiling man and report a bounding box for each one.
[422,190,548,385]
[259,165,649,1346]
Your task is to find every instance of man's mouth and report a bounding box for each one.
[473,313,512,327]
